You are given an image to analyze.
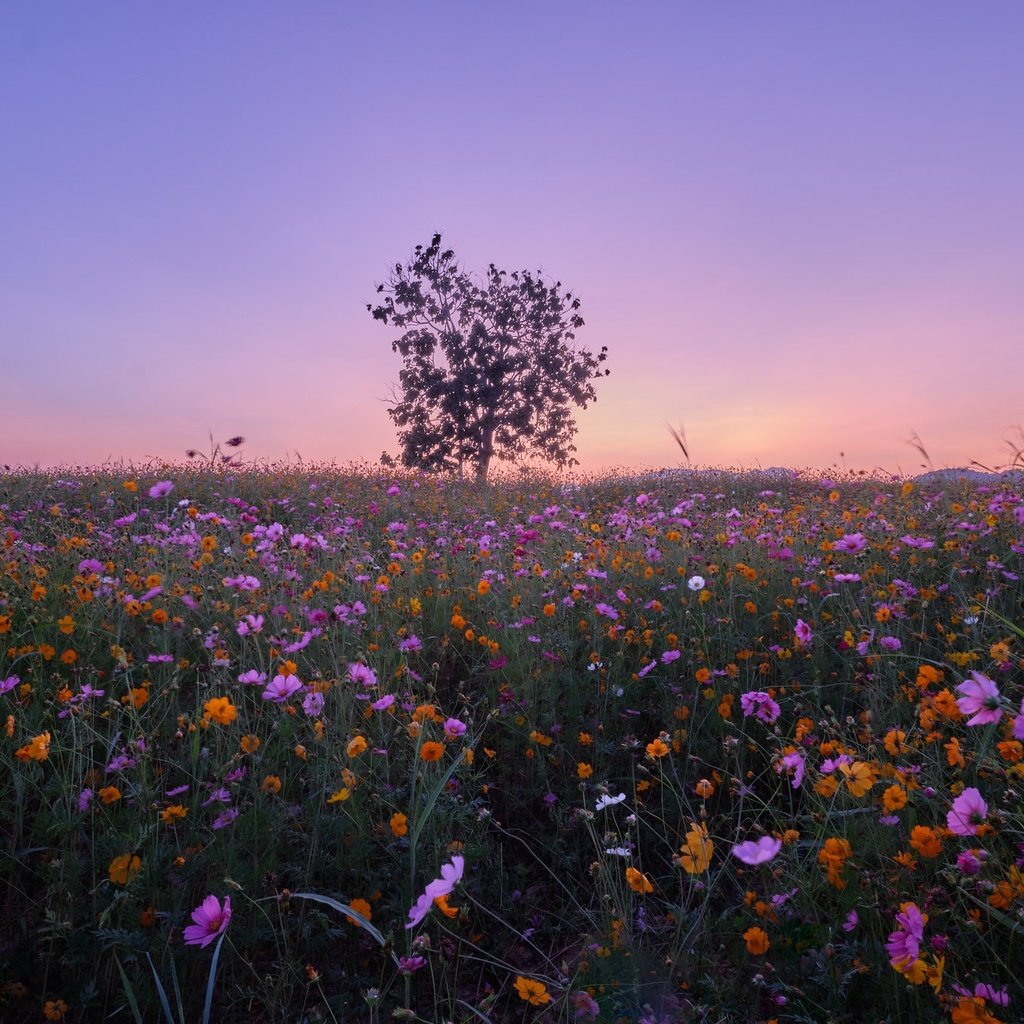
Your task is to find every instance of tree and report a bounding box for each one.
[368,233,609,479]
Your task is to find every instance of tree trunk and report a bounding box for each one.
[475,422,495,480]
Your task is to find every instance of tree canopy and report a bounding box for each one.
[369,234,609,479]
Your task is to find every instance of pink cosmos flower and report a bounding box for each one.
[349,663,377,688]
[405,854,465,929]
[425,855,464,899]
[794,619,813,645]
[947,787,988,836]
[740,691,781,724]
[956,672,1003,726]
[775,751,805,789]
[731,836,782,865]
[1012,698,1024,740]
[148,480,174,499]
[262,674,303,703]
[443,717,467,739]
[595,603,619,620]
[833,532,868,554]
[885,902,925,968]
[183,894,231,948]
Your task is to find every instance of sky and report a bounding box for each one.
[2,2,1023,477]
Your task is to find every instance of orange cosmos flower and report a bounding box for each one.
[389,812,408,837]
[625,867,653,893]
[346,735,368,757]
[676,822,714,874]
[645,737,669,759]
[15,731,51,762]
[345,897,372,926]
[203,696,237,725]
[839,761,876,797]
[743,926,770,954]
[159,804,187,826]
[419,741,445,762]
[108,853,141,885]
[514,977,551,1006]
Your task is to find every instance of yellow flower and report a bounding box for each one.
[676,822,714,874]
[203,696,237,725]
[108,853,141,885]
[327,787,351,803]
[625,867,653,893]
[514,977,551,1006]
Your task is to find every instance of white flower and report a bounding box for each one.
[604,846,632,857]
[687,575,706,591]
[595,792,626,811]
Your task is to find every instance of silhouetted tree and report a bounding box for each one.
[368,234,609,479]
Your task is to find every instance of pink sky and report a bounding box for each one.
[3,3,1022,476]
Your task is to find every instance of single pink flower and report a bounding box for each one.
[947,786,988,836]
[148,480,174,499]
[885,902,925,968]
[262,674,303,703]
[731,837,782,865]
[794,619,813,645]
[183,894,231,948]
[956,672,1003,726]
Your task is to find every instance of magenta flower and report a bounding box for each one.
[885,902,925,968]
[262,674,303,703]
[794,619,813,645]
[947,787,988,836]
[731,836,782,865]
[833,532,868,554]
[183,894,231,948]
[775,751,805,789]
[740,690,781,724]
[348,663,377,688]
[148,480,174,499]
[956,672,1003,726]
[595,602,619,620]
[1012,698,1024,740]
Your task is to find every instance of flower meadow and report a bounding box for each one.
[2,465,1023,1023]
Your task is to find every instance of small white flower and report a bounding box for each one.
[604,846,631,857]
[687,575,706,592]
[595,792,626,811]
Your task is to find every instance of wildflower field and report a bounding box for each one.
[2,465,1023,1024]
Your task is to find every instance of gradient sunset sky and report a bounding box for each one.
[3,2,1022,476]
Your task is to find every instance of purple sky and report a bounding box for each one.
[3,2,1022,475]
